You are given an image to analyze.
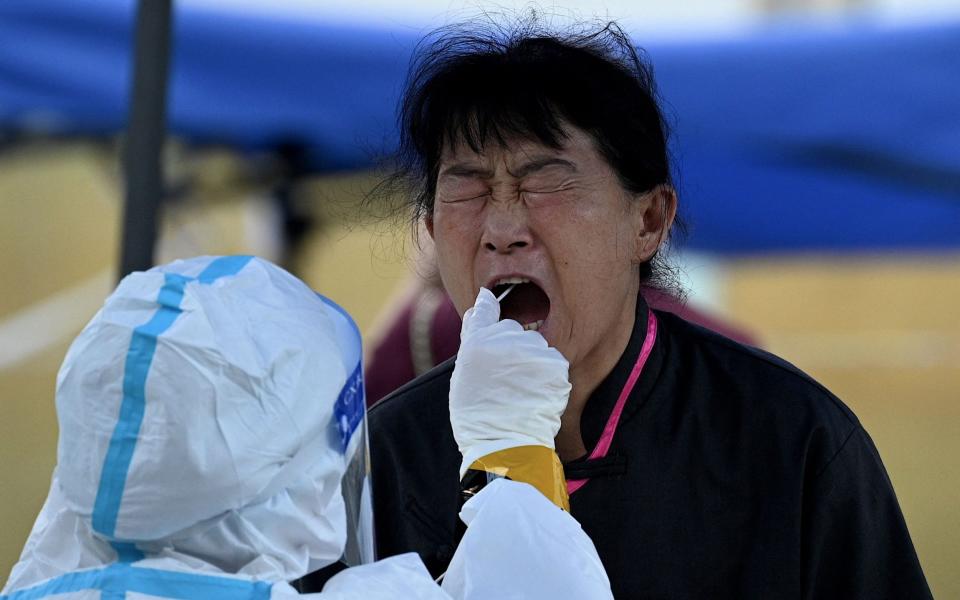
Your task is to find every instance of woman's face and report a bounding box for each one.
[428,126,665,373]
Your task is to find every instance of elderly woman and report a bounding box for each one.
[367,21,931,598]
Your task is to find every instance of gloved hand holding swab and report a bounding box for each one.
[451,288,571,478]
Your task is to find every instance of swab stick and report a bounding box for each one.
[496,284,517,302]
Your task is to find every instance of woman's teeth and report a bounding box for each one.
[495,276,530,286]
[523,320,544,332]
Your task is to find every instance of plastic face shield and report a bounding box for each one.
[340,409,374,566]
[320,294,376,567]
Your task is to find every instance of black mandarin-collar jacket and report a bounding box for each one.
[367,296,931,599]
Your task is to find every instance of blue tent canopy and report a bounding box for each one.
[1,0,957,253]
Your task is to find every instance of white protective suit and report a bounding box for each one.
[2,256,611,600]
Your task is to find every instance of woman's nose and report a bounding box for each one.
[479,203,532,254]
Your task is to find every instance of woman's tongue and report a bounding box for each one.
[499,282,550,328]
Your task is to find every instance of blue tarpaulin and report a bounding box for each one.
[1,0,957,253]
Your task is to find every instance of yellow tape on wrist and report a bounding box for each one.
[467,445,570,511]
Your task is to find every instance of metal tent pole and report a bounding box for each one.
[118,0,173,281]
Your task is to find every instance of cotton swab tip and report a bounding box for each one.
[496,284,517,302]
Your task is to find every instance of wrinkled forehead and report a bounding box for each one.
[438,124,604,173]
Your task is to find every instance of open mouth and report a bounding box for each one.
[490,278,551,331]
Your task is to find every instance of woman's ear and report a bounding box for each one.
[633,185,677,263]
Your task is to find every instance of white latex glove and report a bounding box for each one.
[313,553,451,600]
[449,288,572,478]
[441,479,613,600]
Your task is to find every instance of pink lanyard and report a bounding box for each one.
[567,310,658,495]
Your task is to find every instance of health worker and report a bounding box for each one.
[2,255,612,600]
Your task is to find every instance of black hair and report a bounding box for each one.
[382,15,685,289]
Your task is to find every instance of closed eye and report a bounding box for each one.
[439,192,489,204]
[522,185,576,200]
[521,175,578,195]
[523,186,573,194]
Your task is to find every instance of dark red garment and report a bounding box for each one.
[364,286,757,405]
[364,289,462,405]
